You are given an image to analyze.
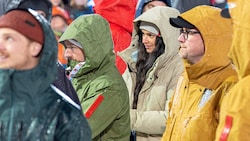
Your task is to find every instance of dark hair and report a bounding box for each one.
[132,30,165,109]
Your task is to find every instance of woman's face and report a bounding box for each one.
[141,29,157,53]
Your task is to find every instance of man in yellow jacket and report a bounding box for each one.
[215,0,250,140]
[161,5,238,141]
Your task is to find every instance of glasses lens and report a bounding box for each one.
[180,29,183,35]
[184,32,188,40]
[180,29,188,40]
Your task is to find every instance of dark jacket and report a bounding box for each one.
[171,0,210,13]
[0,9,91,141]
[53,62,81,106]
[171,0,227,13]
[0,0,81,105]
[135,0,172,18]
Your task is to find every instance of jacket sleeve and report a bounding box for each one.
[130,88,172,135]
[81,91,126,139]
[215,79,250,141]
[131,109,168,134]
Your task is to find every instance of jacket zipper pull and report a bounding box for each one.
[18,121,23,141]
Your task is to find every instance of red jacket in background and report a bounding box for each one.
[93,0,137,74]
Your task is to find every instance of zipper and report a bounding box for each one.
[18,121,23,141]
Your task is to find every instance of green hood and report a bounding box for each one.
[59,14,130,140]
[59,14,115,76]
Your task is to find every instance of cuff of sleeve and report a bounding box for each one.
[130,109,137,129]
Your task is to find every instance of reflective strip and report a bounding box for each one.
[51,84,81,110]
[219,115,233,141]
[85,95,104,119]
[198,88,212,109]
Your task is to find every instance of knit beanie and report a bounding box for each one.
[68,39,83,49]
[139,21,160,36]
[0,9,44,44]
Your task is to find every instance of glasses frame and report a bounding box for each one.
[180,29,200,40]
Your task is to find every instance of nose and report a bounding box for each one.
[0,41,6,51]
[0,45,4,51]
[142,35,148,44]
[178,34,185,42]
[64,48,73,59]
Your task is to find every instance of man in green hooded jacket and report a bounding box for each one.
[59,14,130,140]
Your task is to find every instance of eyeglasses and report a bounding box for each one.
[180,29,200,40]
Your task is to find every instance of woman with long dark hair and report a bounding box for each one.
[133,26,165,109]
[119,6,183,141]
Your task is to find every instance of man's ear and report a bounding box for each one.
[30,42,43,57]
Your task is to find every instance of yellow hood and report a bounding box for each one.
[227,0,250,79]
[179,5,236,89]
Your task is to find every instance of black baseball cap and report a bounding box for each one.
[169,16,195,28]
